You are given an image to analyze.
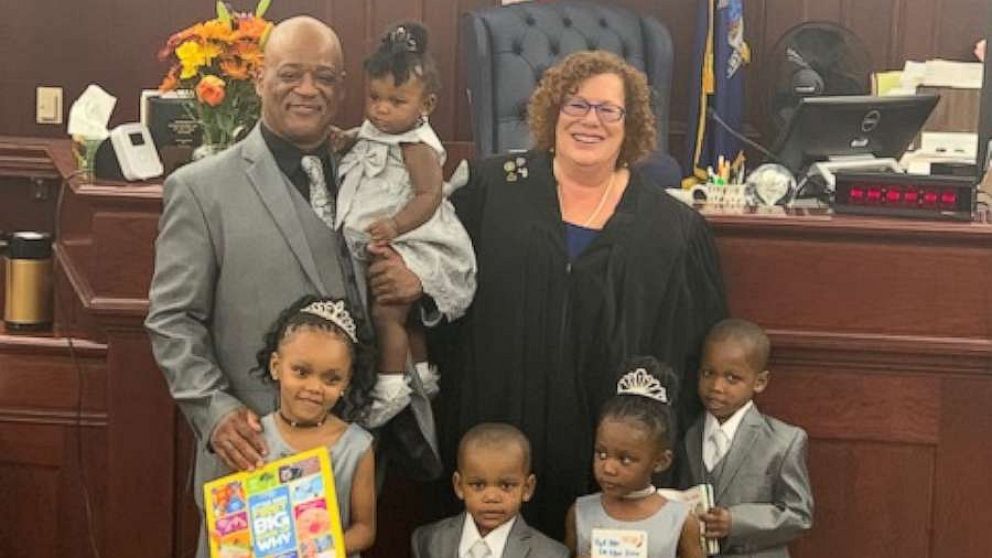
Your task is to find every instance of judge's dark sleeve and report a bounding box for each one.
[680,211,728,424]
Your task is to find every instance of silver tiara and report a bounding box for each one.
[300,300,357,342]
[617,368,668,403]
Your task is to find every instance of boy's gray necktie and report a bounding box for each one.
[705,428,730,472]
[469,539,492,558]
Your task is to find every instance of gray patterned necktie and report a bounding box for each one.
[301,155,334,228]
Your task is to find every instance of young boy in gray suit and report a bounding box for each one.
[680,319,813,558]
[412,423,568,558]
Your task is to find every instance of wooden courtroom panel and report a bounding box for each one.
[711,209,992,558]
[758,366,939,558]
[931,377,992,558]
[712,214,992,338]
[720,236,990,337]
[798,440,935,558]
[0,424,66,558]
[0,136,180,558]
[0,334,109,558]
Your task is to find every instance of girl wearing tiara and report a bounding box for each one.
[336,21,476,426]
[253,295,377,557]
[566,357,704,558]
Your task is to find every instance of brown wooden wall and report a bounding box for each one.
[1,0,987,168]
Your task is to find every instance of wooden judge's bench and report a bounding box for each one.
[1,136,990,558]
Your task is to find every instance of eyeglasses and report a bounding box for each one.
[561,97,626,123]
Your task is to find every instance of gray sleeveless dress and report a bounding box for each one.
[575,493,690,558]
[261,414,373,558]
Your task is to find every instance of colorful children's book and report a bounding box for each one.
[591,528,648,558]
[658,484,720,555]
[203,446,345,558]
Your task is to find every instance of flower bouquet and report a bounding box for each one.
[158,1,273,156]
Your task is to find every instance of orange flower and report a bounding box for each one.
[200,18,235,43]
[196,75,226,107]
[220,58,252,80]
[233,42,264,67]
[234,16,271,41]
[159,67,180,92]
[166,23,204,51]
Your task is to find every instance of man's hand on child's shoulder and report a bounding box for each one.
[700,506,732,539]
[210,407,267,472]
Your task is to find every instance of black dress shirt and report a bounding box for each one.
[259,123,336,202]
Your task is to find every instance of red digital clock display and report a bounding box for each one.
[833,172,974,221]
[845,184,958,208]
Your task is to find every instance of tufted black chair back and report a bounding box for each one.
[462,0,675,165]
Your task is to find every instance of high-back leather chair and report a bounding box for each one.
[462,0,680,183]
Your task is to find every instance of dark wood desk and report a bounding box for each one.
[1,138,990,558]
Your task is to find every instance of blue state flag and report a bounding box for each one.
[684,0,750,186]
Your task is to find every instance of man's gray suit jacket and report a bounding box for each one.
[145,125,357,501]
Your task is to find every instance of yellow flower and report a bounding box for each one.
[176,40,223,79]
[176,41,205,78]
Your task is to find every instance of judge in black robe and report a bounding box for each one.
[432,52,727,539]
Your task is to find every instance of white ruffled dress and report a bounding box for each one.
[336,120,476,320]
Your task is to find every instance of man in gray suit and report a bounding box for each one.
[680,319,813,558]
[145,16,424,551]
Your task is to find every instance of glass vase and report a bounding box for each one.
[191,142,230,160]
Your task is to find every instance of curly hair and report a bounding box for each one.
[364,21,440,96]
[254,295,376,423]
[527,50,656,168]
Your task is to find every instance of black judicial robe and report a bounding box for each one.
[434,150,727,538]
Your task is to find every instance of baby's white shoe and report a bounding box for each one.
[363,373,412,428]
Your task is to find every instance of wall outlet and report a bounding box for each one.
[36,86,63,124]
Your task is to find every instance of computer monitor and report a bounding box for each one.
[770,94,940,174]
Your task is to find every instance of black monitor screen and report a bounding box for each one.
[770,94,939,174]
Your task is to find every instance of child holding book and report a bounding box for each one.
[254,295,378,557]
[680,318,813,557]
[566,357,704,558]
[412,423,568,558]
